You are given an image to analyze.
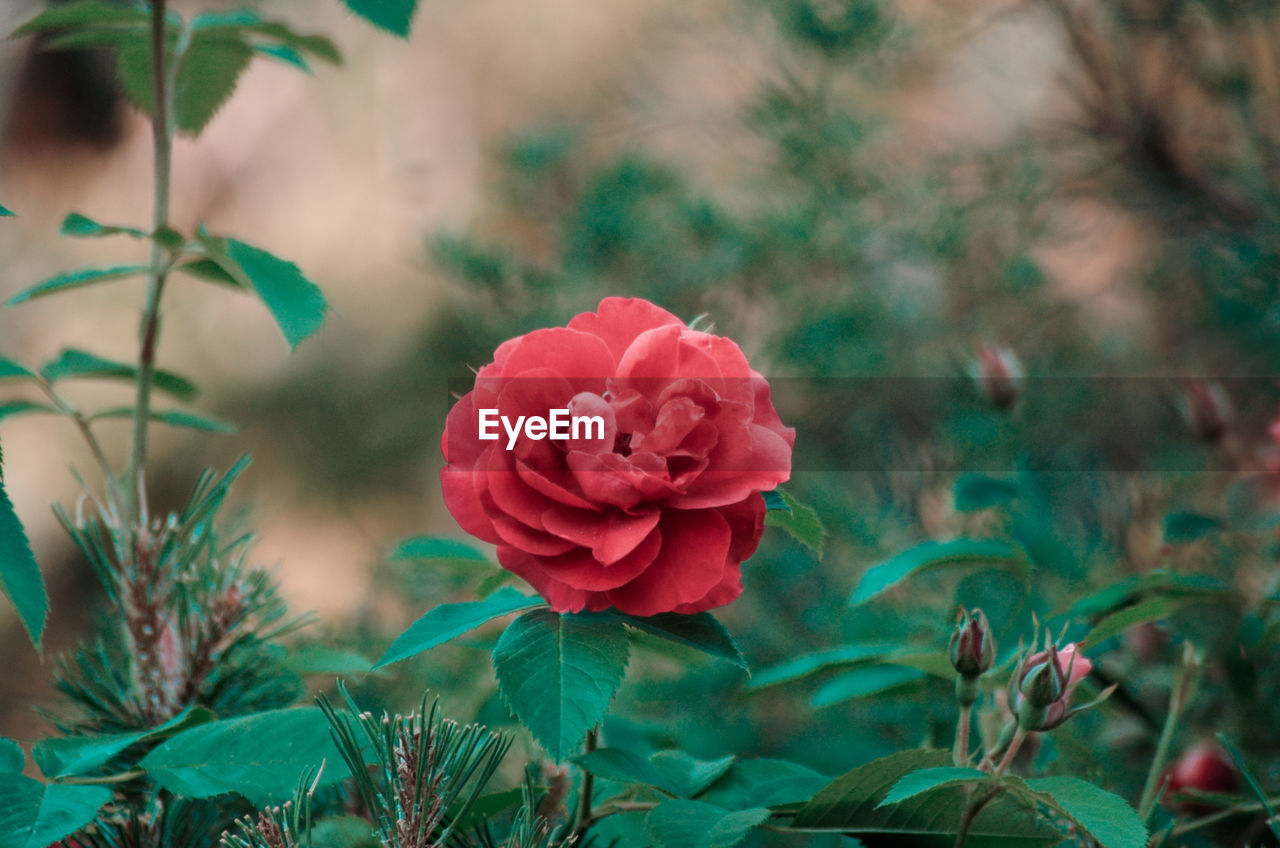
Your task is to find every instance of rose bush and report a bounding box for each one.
[441,297,794,615]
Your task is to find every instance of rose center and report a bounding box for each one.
[613,432,633,457]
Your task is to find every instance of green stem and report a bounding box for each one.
[125,0,176,527]
[572,727,599,839]
[1170,795,1280,837]
[954,786,1000,848]
[955,704,972,766]
[1138,645,1201,820]
[994,727,1027,777]
[36,379,118,514]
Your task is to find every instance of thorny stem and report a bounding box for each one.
[954,704,972,766]
[572,727,599,839]
[125,0,180,527]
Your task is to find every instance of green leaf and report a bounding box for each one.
[764,488,825,557]
[0,359,34,381]
[954,475,1019,512]
[0,206,12,217]
[116,28,255,135]
[879,767,987,806]
[39,349,196,398]
[645,800,770,848]
[281,646,376,677]
[810,665,925,708]
[197,232,327,348]
[792,749,1062,846]
[762,489,788,512]
[1216,734,1280,841]
[389,536,489,562]
[13,0,147,36]
[32,705,214,779]
[749,644,897,690]
[577,748,735,798]
[698,759,830,810]
[1163,512,1224,543]
[89,407,236,434]
[374,587,544,668]
[190,10,342,65]
[59,212,145,239]
[6,264,149,306]
[0,474,46,650]
[175,258,243,288]
[341,0,419,37]
[0,740,22,775]
[491,609,630,761]
[0,775,111,848]
[1019,777,1147,848]
[140,706,348,806]
[1080,596,1190,650]
[850,539,1028,607]
[0,403,57,424]
[616,612,747,670]
[1056,571,1230,620]
[309,816,380,848]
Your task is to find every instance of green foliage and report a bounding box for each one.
[953,474,1019,512]
[491,609,630,761]
[0,739,22,775]
[849,539,1029,607]
[0,457,46,649]
[577,748,734,798]
[614,612,747,670]
[374,587,544,668]
[340,0,420,38]
[1016,777,1147,848]
[6,264,150,306]
[89,407,237,434]
[644,801,769,848]
[0,403,56,424]
[0,206,13,217]
[59,212,146,239]
[141,707,346,806]
[40,348,197,398]
[877,766,984,806]
[697,759,828,809]
[763,488,826,557]
[0,359,34,381]
[0,776,111,848]
[32,705,213,779]
[1162,511,1224,543]
[197,232,328,349]
[388,535,490,562]
[810,665,926,708]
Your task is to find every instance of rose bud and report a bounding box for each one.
[950,608,995,707]
[1180,379,1231,443]
[1010,640,1109,732]
[972,343,1024,410]
[1164,741,1238,814]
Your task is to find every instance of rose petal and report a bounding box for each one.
[541,506,661,564]
[567,297,683,362]
[606,508,731,616]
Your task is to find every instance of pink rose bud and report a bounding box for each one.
[1011,640,1099,731]
[1164,740,1238,814]
[949,608,995,679]
[972,343,1024,410]
[1181,379,1231,443]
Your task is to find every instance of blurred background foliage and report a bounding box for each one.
[7,0,1280,844]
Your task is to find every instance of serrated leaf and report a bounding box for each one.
[616,611,747,670]
[0,403,57,424]
[645,801,770,848]
[33,705,214,779]
[341,0,419,37]
[0,360,34,381]
[374,587,543,668]
[811,665,925,708]
[389,536,489,562]
[13,0,147,36]
[0,740,22,775]
[0,775,111,848]
[59,212,145,239]
[140,707,348,806]
[0,475,46,650]
[879,767,987,807]
[254,42,310,70]
[197,232,327,348]
[850,539,1028,607]
[1019,776,1147,848]
[39,349,197,399]
[699,759,829,810]
[491,609,630,761]
[190,10,341,65]
[1163,512,1224,543]
[89,407,236,434]
[954,475,1019,512]
[792,749,1061,847]
[762,490,788,512]
[116,28,255,135]
[6,264,149,306]
[764,488,825,557]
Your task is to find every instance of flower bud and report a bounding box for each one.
[949,608,995,679]
[1010,640,1098,732]
[972,343,1024,410]
[1180,379,1231,443]
[1164,741,1238,814]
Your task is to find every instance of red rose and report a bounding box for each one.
[441,297,794,616]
